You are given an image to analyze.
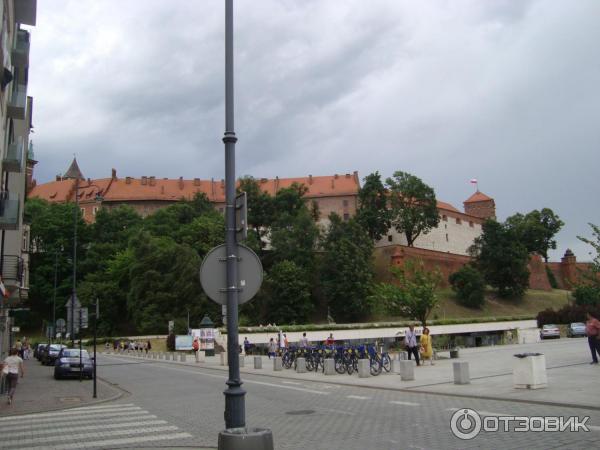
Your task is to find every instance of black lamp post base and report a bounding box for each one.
[218,428,273,450]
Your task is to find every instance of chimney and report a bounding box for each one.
[126,177,132,185]
[56,175,61,181]
[194,178,200,186]
[275,176,279,192]
[353,171,359,185]
[334,174,339,179]
[211,178,215,197]
[149,176,156,186]
[111,168,117,180]
[87,178,91,183]
[141,176,147,186]
[179,177,184,189]
[308,175,313,185]
[345,173,351,178]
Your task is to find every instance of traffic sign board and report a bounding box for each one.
[200,244,263,305]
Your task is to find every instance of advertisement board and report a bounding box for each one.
[175,335,194,351]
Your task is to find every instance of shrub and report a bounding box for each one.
[573,285,600,306]
[449,265,486,309]
[166,333,176,351]
[536,304,600,327]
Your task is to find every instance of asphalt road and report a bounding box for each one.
[2,354,599,449]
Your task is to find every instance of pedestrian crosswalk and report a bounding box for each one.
[0,403,193,449]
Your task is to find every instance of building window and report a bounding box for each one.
[446,233,449,242]
[442,215,447,221]
[456,218,462,225]
[80,208,85,217]
[343,200,349,207]
[469,221,474,227]
[388,235,393,242]
[343,213,350,221]
[93,207,99,216]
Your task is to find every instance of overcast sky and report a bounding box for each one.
[27,0,599,262]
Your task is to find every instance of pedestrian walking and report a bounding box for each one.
[585,312,600,364]
[267,338,277,359]
[15,339,23,358]
[277,331,285,354]
[193,338,200,362]
[146,340,152,353]
[283,334,289,348]
[243,337,251,355]
[324,333,335,346]
[2,348,24,405]
[404,324,420,366]
[419,327,434,365]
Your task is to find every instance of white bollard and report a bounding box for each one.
[197,350,205,362]
[220,352,228,366]
[391,359,401,374]
[324,358,335,375]
[239,355,245,367]
[453,361,470,385]
[273,356,283,371]
[180,354,186,362]
[296,357,307,373]
[152,352,157,359]
[399,351,408,360]
[254,356,262,369]
[399,360,415,381]
[358,359,370,378]
[194,350,199,363]
[513,353,547,389]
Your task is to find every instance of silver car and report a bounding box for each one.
[540,324,560,339]
[567,322,586,338]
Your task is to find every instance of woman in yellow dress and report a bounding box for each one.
[419,327,434,365]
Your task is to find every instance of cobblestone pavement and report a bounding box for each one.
[90,355,600,450]
[0,357,120,417]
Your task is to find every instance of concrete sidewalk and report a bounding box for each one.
[109,337,600,410]
[0,356,123,416]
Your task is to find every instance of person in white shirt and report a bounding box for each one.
[299,333,309,348]
[2,348,25,405]
[404,325,420,366]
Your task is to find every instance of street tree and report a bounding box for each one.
[506,208,564,262]
[385,171,439,247]
[356,171,391,241]
[321,214,374,322]
[373,260,441,327]
[264,260,313,324]
[470,220,530,298]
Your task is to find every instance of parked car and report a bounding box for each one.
[54,348,93,379]
[42,344,67,366]
[33,343,48,360]
[567,322,587,338]
[540,324,561,339]
[37,344,50,362]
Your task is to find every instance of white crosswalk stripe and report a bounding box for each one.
[0,402,193,449]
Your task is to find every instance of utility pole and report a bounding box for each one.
[71,178,79,347]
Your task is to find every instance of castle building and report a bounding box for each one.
[0,0,37,355]
[29,161,495,257]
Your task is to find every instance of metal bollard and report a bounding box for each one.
[324,358,335,375]
[239,354,245,367]
[273,356,283,371]
[254,356,262,369]
[220,352,228,366]
[399,360,415,381]
[453,361,470,385]
[358,359,370,378]
[391,359,401,374]
[296,357,307,373]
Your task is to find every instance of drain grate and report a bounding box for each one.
[285,410,315,416]
[58,397,82,403]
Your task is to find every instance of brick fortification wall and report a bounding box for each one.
[375,245,588,291]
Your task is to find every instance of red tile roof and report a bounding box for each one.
[464,191,493,203]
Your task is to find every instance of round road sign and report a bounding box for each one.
[199,244,263,305]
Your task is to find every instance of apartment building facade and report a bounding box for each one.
[0,0,36,356]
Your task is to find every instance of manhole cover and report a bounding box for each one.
[285,410,315,416]
[58,397,82,403]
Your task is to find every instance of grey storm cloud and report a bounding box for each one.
[27,0,600,261]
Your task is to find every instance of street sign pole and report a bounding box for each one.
[78,309,82,382]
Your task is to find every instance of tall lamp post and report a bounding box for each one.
[70,177,80,347]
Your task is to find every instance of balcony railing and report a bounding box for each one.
[11,30,30,67]
[0,191,20,230]
[0,255,24,286]
[7,84,27,120]
[3,138,24,173]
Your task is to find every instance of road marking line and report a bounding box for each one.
[0,406,142,422]
[281,381,302,385]
[151,365,330,395]
[17,432,193,450]
[0,420,169,439]
[347,395,370,400]
[0,411,156,428]
[0,414,159,432]
[67,403,136,411]
[3,425,181,447]
[390,401,420,406]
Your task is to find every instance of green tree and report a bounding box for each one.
[449,265,486,308]
[238,177,274,251]
[470,220,530,298]
[177,213,225,258]
[356,171,391,241]
[321,214,374,322]
[264,260,312,324]
[506,208,564,262]
[385,171,439,247]
[373,260,441,326]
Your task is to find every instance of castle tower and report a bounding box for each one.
[463,191,496,220]
[63,157,85,180]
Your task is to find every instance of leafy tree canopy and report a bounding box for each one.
[506,208,564,262]
[356,171,391,241]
